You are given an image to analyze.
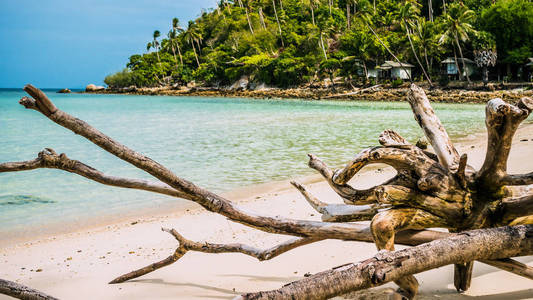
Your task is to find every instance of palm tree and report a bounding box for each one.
[395,0,433,85]
[169,18,184,66]
[358,9,412,82]
[148,30,163,70]
[146,42,152,54]
[414,17,439,75]
[242,0,255,34]
[439,2,476,84]
[184,23,201,68]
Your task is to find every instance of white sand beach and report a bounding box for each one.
[1,124,533,300]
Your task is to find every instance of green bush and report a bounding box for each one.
[104,69,137,88]
[391,79,403,88]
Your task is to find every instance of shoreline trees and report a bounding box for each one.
[103,0,533,89]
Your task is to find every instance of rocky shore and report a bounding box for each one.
[85,83,533,104]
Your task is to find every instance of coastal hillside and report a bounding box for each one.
[104,0,533,88]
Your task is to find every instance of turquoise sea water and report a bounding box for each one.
[0,88,488,240]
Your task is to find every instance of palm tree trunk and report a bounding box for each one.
[171,44,178,68]
[190,40,200,68]
[347,3,351,29]
[367,24,412,82]
[454,34,471,84]
[272,0,285,47]
[428,0,433,21]
[424,48,431,76]
[279,0,283,10]
[483,66,489,85]
[245,8,254,34]
[177,44,184,65]
[311,6,315,26]
[363,61,368,81]
[320,32,328,60]
[156,49,163,71]
[443,0,447,14]
[195,39,202,55]
[259,7,266,29]
[406,26,432,85]
[453,47,463,81]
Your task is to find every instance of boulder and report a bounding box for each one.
[57,88,71,93]
[229,76,249,91]
[251,82,272,91]
[86,84,105,92]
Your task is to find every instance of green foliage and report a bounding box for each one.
[472,31,496,51]
[104,69,138,88]
[480,0,533,64]
[391,78,403,88]
[105,0,533,87]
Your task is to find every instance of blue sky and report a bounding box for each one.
[0,0,217,88]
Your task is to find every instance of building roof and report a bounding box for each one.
[378,60,414,69]
[441,57,475,64]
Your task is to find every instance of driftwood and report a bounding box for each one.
[0,279,58,300]
[236,225,533,300]
[1,84,533,299]
[322,84,381,99]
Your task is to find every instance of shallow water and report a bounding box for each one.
[0,88,488,239]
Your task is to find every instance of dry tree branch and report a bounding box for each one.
[236,225,533,300]
[289,181,386,222]
[110,227,533,285]
[0,148,189,199]
[501,172,533,186]
[0,278,59,300]
[478,97,533,187]
[110,229,322,284]
[407,84,460,171]
[501,193,533,223]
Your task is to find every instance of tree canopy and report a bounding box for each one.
[104,0,533,88]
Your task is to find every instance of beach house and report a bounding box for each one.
[377,61,414,80]
[441,57,476,78]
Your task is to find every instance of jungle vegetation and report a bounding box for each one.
[104,0,533,88]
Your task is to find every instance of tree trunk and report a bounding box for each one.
[320,32,328,60]
[190,40,200,68]
[237,225,533,300]
[272,0,284,47]
[454,34,471,84]
[245,8,254,34]
[171,44,178,68]
[406,25,433,86]
[347,3,351,29]
[453,47,463,81]
[0,278,59,300]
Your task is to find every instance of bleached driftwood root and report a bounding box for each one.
[1,84,533,299]
[0,278,58,300]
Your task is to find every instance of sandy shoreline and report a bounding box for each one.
[1,124,533,299]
